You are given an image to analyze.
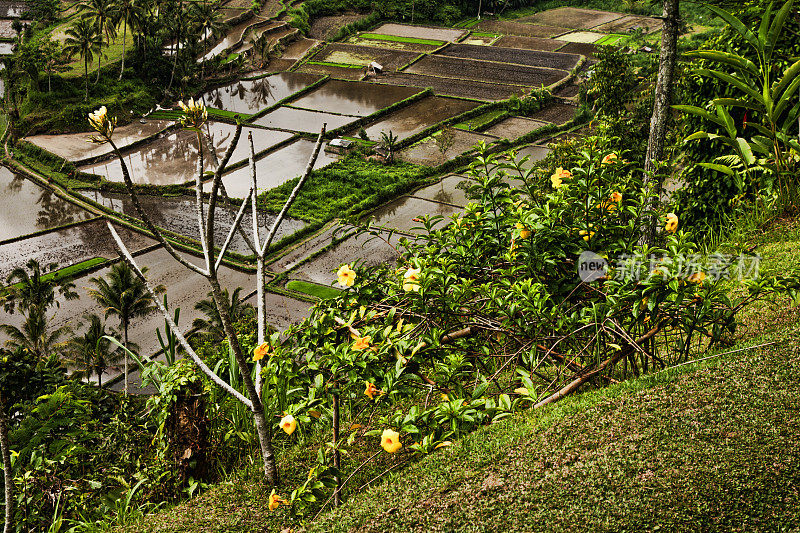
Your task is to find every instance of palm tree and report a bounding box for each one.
[65,314,122,388]
[63,17,103,100]
[89,262,160,394]
[80,0,117,83]
[380,130,398,163]
[190,0,225,80]
[0,311,68,360]
[190,287,253,344]
[2,259,78,316]
[113,0,141,79]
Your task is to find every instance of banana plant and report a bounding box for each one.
[674,0,800,195]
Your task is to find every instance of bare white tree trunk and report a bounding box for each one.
[0,404,13,533]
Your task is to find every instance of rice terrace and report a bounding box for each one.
[0,0,799,530]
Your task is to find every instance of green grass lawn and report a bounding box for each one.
[286,280,342,299]
[358,33,446,47]
[113,214,800,532]
[51,18,136,79]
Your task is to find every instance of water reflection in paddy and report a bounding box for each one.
[220,139,338,198]
[288,80,419,117]
[0,166,93,242]
[251,106,357,133]
[201,72,322,115]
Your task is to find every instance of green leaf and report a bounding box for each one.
[736,138,756,165]
[672,105,724,126]
[712,98,761,112]
[696,68,763,103]
[684,50,760,76]
[766,0,794,60]
[704,5,760,51]
[697,163,735,176]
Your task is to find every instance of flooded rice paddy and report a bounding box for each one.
[220,138,339,198]
[288,80,419,117]
[251,106,358,132]
[483,117,549,139]
[364,195,462,233]
[0,167,93,241]
[364,96,481,141]
[200,72,322,115]
[409,175,470,207]
[400,130,495,165]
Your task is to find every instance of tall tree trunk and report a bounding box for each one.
[119,21,127,80]
[123,322,129,395]
[0,404,14,533]
[642,0,680,243]
[84,57,89,100]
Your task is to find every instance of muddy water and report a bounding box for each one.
[399,130,494,166]
[0,220,155,281]
[529,102,578,125]
[0,246,257,367]
[363,195,462,233]
[0,1,27,17]
[364,96,481,141]
[267,225,352,273]
[483,117,549,140]
[288,79,419,117]
[410,175,470,207]
[80,190,307,255]
[243,291,312,332]
[201,121,295,166]
[289,230,402,286]
[201,72,322,115]
[515,144,551,163]
[0,167,93,241]
[251,106,358,133]
[79,129,213,185]
[24,119,172,163]
[0,42,13,55]
[202,20,281,61]
[220,139,338,198]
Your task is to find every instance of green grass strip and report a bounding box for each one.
[358,33,446,47]
[595,34,626,45]
[286,280,342,300]
[453,109,507,130]
[306,61,364,69]
[6,257,107,290]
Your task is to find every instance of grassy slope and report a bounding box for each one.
[116,215,800,532]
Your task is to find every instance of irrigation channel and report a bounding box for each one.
[2,5,651,392]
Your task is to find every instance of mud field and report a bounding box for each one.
[280,38,320,60]
[202,20,282,61]
[519,7,623,30]
[309,13,366,40]
[313,43,421,70]
[409,175,470,207]
[365,72,520,101]
[288,79,419,117]
[364,195,462,233]
[220,139,339,198]
[297,62,365,81]
[474,20,570,39]
[0,0,26,17]
[201,72,322,115]
[251,106,358,132]
[406,55,569,87]
[369,23,465,42]
[0,221,155,281]
[437,43,580,71]
[492,35,566,52]
[363,96,481,141]
[557,31,605,43]
[529,102,578,125]
[243,291,313,332]
[25,119,172,163]
[267,225,349,273]
[81,191,307,255]
[348,36,441,53]
[0,167,93,241]
[288,230,402,286]
[483,117,549,140]
[595,15,662,34]
[399,130,494,165]
[557,42,598,58]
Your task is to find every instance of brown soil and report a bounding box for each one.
[281,38,320,60]
[594,15,662,34]
[482,117,549,140]
[437,43,580,71]
[528,102,578,125]
[298,62,365,81]
[316,43,421,70]
[349,36,441,53]
[266,58,297,71]
[363,96,482,141]
[554,83,580,98]
[309,13,366,40]
[492,35,566,52]
[407,55,568,87]
[365,72,521,101]
[399,130,495,166]
[474,20,570,38]
[518,7,624,30]
[557,41,598,58]
[369,23,465,42]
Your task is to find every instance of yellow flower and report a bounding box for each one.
[178,97,208,128]
[602,153,619,165]
[403,267,421,292]
[364,382,380,400]
[280,414,297,435]
[380,428,402,453]
[688,271,706,285]
[579,229,595,242]
[664,213,678,233]
[252,342,270,362]
[352,336,371,351]
[337,264,356,287]
[268,489,288,511]
[610,191,623,204]
[551,167,571,189]
[87,105,116,142]
[515,222,531,239]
